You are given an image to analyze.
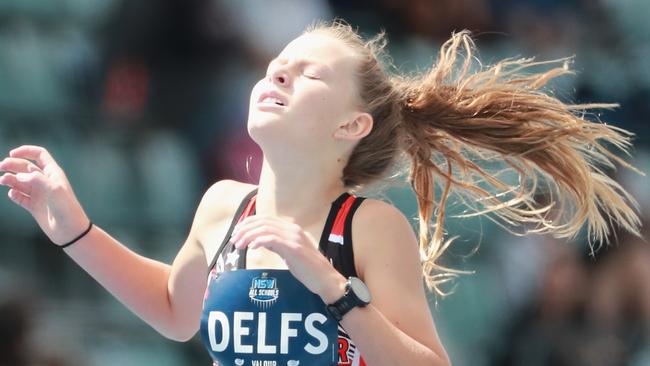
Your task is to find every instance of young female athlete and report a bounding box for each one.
[0,19,642,366]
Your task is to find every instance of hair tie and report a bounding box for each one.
[59,220,93,249]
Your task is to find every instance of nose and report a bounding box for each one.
[268,67,290,87]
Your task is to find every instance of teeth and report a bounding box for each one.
[260,96,284,106]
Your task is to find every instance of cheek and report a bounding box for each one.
[294,89,344,122]
[294,94,342,138]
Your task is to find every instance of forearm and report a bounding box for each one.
[321,277,450,366]
[62,223,179,339]
[341,304,449,366]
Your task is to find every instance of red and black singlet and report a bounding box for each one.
[202,187,368,366]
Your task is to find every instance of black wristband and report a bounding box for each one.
[59,221,93,249]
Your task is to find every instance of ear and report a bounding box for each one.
[333,112,373,141]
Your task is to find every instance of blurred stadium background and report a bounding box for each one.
[1,0,649,365]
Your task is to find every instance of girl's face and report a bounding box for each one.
[247,33,361,153]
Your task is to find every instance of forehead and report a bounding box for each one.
[277,33,357,72]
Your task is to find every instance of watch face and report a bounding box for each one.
[349,277,371,303]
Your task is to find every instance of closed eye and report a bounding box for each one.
[303,69,322,79]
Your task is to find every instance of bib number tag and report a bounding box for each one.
[201,269,339,366]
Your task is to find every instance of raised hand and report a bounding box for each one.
[0,145,90,246]
[230,214,347,304]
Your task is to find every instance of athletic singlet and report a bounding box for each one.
[201,187,368,366]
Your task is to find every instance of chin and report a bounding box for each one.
[247,115,286,147]
[248,119,312,156]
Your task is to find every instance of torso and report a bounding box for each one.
[199,181,370,365]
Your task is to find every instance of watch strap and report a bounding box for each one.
[326,277,367,321]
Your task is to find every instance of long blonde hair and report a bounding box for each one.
[304,19,643,297]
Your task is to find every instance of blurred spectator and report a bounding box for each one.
[0,294,31,366]
[0,278,76,366]
[490,196,649,365]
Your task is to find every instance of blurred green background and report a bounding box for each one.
[1,0,649,365]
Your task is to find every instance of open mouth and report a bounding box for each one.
[259,97,285,106]
[257,91,288,107]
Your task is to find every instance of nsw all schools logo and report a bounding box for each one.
[249,272,280,309]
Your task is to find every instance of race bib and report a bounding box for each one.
[200,269,339,366]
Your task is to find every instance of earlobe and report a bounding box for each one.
[334,113,373,141]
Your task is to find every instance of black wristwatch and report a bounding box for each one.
[326,276,371,321]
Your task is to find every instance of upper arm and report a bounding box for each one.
[166,179,241,341]
[352,199,451,363]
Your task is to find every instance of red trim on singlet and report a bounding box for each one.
[328,195,355,245]
[237,194,257,224]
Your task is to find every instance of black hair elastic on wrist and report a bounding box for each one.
[59,221,93,249]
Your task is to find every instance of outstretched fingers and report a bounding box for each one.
[0,157,45,175]
[0,171,48,198]
[8,145,58,171]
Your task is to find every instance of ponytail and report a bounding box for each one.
[393,30,643,295]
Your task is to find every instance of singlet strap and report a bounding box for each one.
[318,193,366,278]
[208,187,259,271]
[341,196,366,278]
[317,192,352,253]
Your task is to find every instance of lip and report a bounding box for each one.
[256,103,286,111]
[257,90,288,107]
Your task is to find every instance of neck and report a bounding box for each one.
[254,154,347,226]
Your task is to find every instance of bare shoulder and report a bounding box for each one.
[354,197,410,224]
[199,179,257,221]
[351,197,418,280]
[351,197,451,363]
[193,179,257,250]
